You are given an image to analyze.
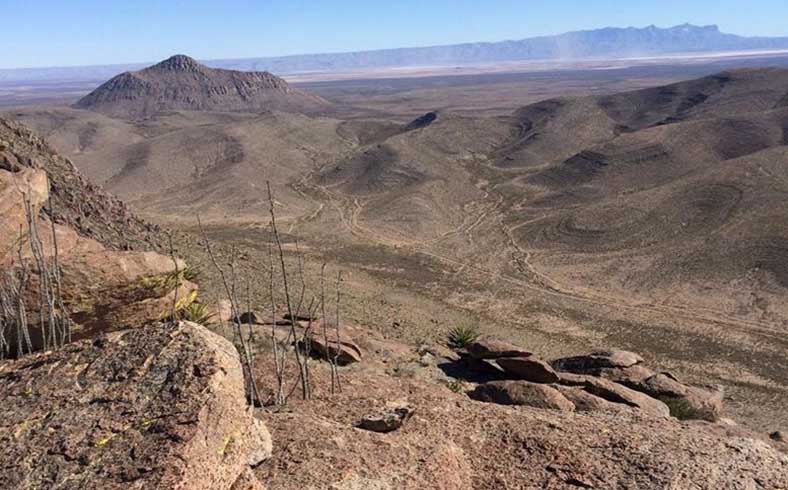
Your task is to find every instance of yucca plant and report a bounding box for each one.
[447,324,480,349]
[181,302,215,325]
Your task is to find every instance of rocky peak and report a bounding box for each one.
[75,55,331,119]
[149,54,205,72]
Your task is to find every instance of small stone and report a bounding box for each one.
[246,418,273,467]
[770,431,785,442]
[237,311,261,324]
[358,405,414,433]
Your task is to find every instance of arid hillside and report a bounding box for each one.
[5,67,788,435]
[2,70,788,490]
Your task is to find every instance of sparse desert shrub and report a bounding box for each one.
[181,301,214,325]
[662,397,704,421]
[447,379,465,393]
[447,324,480,349]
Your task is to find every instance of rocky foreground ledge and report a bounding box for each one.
[1,320,787,489]
[0,322,270,490]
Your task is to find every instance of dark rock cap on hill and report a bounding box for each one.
[75,54,331,120]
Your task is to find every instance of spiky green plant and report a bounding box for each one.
[447,324,480,349]
[181,302,215,325]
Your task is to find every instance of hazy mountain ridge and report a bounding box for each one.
[4,24,788,83]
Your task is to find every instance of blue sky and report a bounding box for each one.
[2,0,787,69]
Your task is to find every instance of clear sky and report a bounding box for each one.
[2,0,788,69]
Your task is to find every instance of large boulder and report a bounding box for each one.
[0,321,269,490]
[465,337,531,359]
[496,357,559,384]
[470,380,575,411]
[301,331,362,365]
[630,372,724,421]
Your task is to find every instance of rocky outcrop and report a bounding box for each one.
[0,118,163,251]
[0,119,196,353]
[451,341,724,422]
[75,55,331,119]
[0,321,270,490]
[251,329,788,490]
[552,350,724,421]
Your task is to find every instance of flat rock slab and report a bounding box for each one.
[470,380,575,411]
[552,350,644,373]
[554,385,628,414]
[465,337,532,359]
[496,357,559,384]
[0,321,268,490]
[558,374,670,419]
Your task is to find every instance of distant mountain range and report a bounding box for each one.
[4,24,788,82]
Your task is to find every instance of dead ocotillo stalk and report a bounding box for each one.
[267,181,311,401]
[334,269,344,393]
[0,195,71,359]
[268,238,286,405]
[196,216,262,406]
[321,263,340,393]
[167,232,180,324]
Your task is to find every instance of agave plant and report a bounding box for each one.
[447,324,480,349]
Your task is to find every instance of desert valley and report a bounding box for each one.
[1,19,788,489]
